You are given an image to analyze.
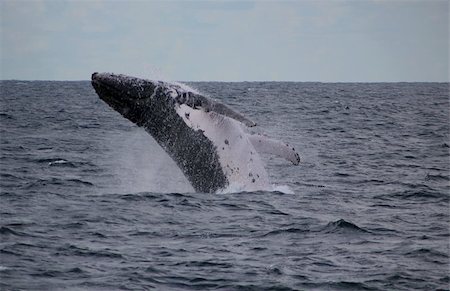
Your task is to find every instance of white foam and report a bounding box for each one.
[0,265,8,271]
[217,183,248,194]
[272,184,295,194]
[48,159,68,166]
[140,67,201,95]
[217,183,294,194]
[171,81,201,95]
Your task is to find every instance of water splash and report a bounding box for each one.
[218,183,294,194]
[104,128,193,194]
[272,184,294,194]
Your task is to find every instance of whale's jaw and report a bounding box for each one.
[91,72,157,100]
[91,72,159,126]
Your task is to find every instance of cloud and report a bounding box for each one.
[0,0,448,81]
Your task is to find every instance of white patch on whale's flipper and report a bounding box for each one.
[175,104,270,192]
[248,134,301,165]
[174,92,256,127]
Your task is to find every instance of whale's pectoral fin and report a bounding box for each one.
[209,101,257,127]
[175,92,256,127]
[248,134,301,165]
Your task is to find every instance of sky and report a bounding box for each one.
[0,0,448,82]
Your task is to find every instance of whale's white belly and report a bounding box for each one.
[176,104,270,192]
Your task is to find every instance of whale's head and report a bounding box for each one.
[91,72,161,125]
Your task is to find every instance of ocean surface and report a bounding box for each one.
[0,80,449,290]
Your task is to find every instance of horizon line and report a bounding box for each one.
[1,79,448,83]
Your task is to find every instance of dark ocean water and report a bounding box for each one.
[0,80,449,290]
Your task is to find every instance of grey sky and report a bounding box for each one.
[1,0,448,81]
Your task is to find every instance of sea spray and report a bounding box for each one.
[105,128,193,193]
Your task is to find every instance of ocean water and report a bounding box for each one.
[0,80,449,290]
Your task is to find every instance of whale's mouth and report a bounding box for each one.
[91,72,114,93]
[93,72,156,93]
[91,72,125,96]
[91,72,161,126]
[91,72,128,110]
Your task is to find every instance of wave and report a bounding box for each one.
[375,188,449,202]
[425,173,449,182]
[0,173,21,180]
[56,244,123,259]
[321,219,369,234]
[173,260,233,268]
[261,227,309,237]
[260,219,369,237]
[22,178,94,189]
[31,158,94,168]
[299,281,374,290]
[116,192,190,202]
[406,248,448,257]
[0,113,15,120]
[30,267,86,278]
[0,226,34,237]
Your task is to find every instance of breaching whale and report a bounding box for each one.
[91,72,300,193]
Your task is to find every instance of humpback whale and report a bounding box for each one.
[91,72,300,193]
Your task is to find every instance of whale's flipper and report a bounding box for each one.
[248,134,301,165]
[208,101,257,127]
[175,92,256,127]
